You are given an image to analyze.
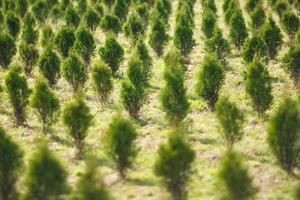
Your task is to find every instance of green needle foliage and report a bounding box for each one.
[70,159,112,200]
[91,62,113,102]
[74,27,96,66]
[5,12,20,38]
[30,78,60,134]
[201,10,216,39]
[154,130,195,200]
[22,143,69,200]
[196,54,224,111]
[229,10,248,50]
[216,97,244,148]
[218,150,257,200]
[21,12,39,45]
[133,40,152,81]
[99,33,124,73]
[62,96,93,159]
[281,11,299,39]
[38,48,61,86]
[0,33,17,68]
[19,43,39,76]
[242,35,268,63]
[100,14,122,34]
[40,25,55,48]
[246,58,273,115]
[0,126,23,200]
[84,8,101,32]
[259,18,283,59]
[112,0,129,22]
[268,98,300,174]
[5,65,31,126]
[54,27,76,58]
[62,53,87,93]
[149,16,168,56]
[250,5,266,30]
[106,115,138,178]
[32,1,48,23]
[121,57,147,119]
[123,12,145,44]
[160,49,189,127]
[16,0,28,18]
[282,44,300,86]
[65,6,81,28]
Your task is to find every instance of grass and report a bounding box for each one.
[0,0,299,199]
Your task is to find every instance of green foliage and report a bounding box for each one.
[100,14,121,34]
[0,126,23,200]
[76,0,87,15]
[70,159,112,200]
[246,58,273,114]
[74,27,96,65]
[250,5,266,30]
[201,10,216,39]
[30,78,60,134]
[55,27,76,58]
[149,16,168,56]
[196,54,224,111]
[219,150,257,200]
[40,25,54,48]
[38,48,61,86]
[259,18,283,59]
[5,66,31,126]
[19,43,39,76]
[216,97,244,148]
[229,10,248,49]
[161,49,189,126]
[22,143,68,200]
[16,0,28,18]
[62,53,87,92]
[205,28,230,65]
[275,1,288,17]
[281,11,299,38]
[135,2,150,25]
[268,98,300,174]
[0,33,16,68]
[5,12,20,38]
[282,44,300,86]
[21,12,39,45]
[242,35,268,63]
[91,62,113,102]
[121,57,147,118]
[32,1,48,23]
[84,8,101,31]
[62,96,93,158]
[124,13,145,43]
[245,0,260,12]
[133,40,152,81]
[154,130,195,200]
[65,6,81,28]
[106,115,138,178]
[112,0,129,22]
[99,34,124,73]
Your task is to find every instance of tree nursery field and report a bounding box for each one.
[1,0,300,199]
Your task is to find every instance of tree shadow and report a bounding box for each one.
[126,177,155,187]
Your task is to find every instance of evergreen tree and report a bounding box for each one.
[62,96,93,158]
[216,97,244,148]
[55,27,76,58]
[229,10,248,50]
[84,8,101,32]
[5,12,20,38]
[282,44,300,86]
[70,159,112,200]
[91,62,113,102]
[38,48,61,86]
[250,5,266,30]
[133,40,152,81]
[149,16,168,56]
[281,11,299,39]
[21,12,39,45]
[19,43,39,76]
[219,150,257,200]
[154,130,195,200]
[32,1,48,23]
[196,54,224,111]
[74,27,96,65]
[62,53,87,93]
[30,78,60,134]
[242,35,268,63]
[5,66,31,126]
[106,115,138,178]
[0,126,23,200]
[112,0,129,22]
[65,6,81,28]
[268,98,300,174]
[16,0,28,18]
[201,10,216,39]
[40,25,55,48]
[259,18,283,59]
[99,34,124,73]
[123,13,145,43]
[161,49,189,126]
[100,14,121,34]
[0,33,17,68]
[121,57,147,119]
[246,58,273,114]
[22,143,69,200]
